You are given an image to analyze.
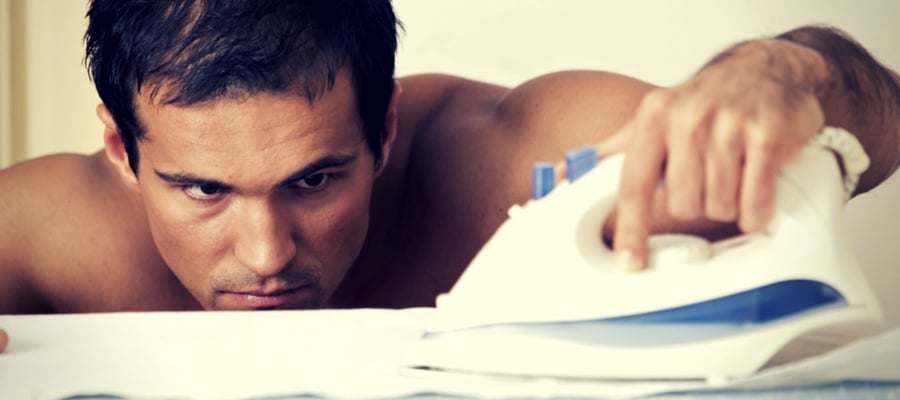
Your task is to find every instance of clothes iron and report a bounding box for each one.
[403,128,884,382]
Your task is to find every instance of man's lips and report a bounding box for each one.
[233,286,305,297]
[216,284,314,309]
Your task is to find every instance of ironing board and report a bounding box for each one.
[1,308,897,399]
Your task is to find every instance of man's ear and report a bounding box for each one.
[376,80,402,176]
[97,104,139,188]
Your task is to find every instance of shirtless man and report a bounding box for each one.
[0,1,898,351]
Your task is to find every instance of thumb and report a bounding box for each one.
[594,122,634,157]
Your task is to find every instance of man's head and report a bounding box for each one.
[85,0,401,310]
[85,0,399,173]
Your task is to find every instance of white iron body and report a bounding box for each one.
[404,143,883,381]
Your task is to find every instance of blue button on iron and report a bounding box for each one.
[565,145,598,182]
[532,162,555,199]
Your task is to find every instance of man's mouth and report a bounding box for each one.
[216,284,318,310]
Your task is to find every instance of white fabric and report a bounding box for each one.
[1,308,899,400]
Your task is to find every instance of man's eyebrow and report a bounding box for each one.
[279,154,358,186]
[154,170,229,189]
[152,153,359,189]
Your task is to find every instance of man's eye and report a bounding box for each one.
[295,173,330,190]
[184,183,225,200]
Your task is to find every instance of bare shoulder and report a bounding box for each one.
[0,152,113,206]
[400,71,657,222]
[0,153,120,311]
[402,70,657,167]
[377,71,656,301]
[0,152,187,313]
[0,152,116,256]
[0,152,117,233]
[493,70,657,142]
[0,154,93,311]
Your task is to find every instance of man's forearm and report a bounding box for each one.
[775,26,900,193]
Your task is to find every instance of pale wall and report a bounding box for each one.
[4,1,899,164]
[1,0,101,164]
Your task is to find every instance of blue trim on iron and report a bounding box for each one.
[426,279,848,346]
[565,146,598,182]
[532,162,556,199]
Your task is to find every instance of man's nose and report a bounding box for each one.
[233,199,297,277]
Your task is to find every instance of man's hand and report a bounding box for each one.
[611,39,830,270]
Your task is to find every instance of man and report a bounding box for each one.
[0,0,897,319]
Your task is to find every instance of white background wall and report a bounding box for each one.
[1,0,100,165]
[1,0,898,323]
[3,0,898,162]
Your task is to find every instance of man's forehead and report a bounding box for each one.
[137,66,354,113]
[134,72,359,141]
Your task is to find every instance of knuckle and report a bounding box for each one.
[721,129,744,153]
[711,134,742,159]
[670,118,707,146]
[667,99,718,147]
[618,178,651,202]
[638,89,676,118]
[712,106,744,133]
[667,192,701,220]
[706,196,736,221]
[669,204,697,220]
[704,160,739,221]
[643,89,675,107]
[747,129,781,153]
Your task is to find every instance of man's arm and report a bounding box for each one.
[611,26,900,269]
[776,26,900,191]
[395,26,897,277]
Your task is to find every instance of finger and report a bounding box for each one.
[739,126,783,232]
[664,111,708,220]
[614,108,668,270]
[555,122,634,182]
[705,110,744,221]
[595,122,634,157]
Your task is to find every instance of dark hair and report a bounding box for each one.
[85,0,399,173]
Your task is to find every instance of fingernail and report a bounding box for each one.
[616,249,643,272]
